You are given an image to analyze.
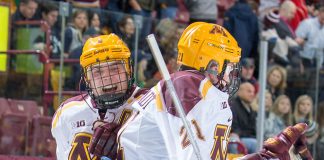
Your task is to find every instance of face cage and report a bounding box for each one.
[213,61,241,99]
[84,59,133,110]
[227,63,241,99]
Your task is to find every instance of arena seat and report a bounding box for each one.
[0,98,11,119]
[7,99,41,122]
[0,113,28,155]
[29,116,55,157]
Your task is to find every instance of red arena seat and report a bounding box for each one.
[0,98,11,119]
[0,113,28,155]
[30,116,55,157]
[7,99,41,122]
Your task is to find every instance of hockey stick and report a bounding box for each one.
[146,34,202,160]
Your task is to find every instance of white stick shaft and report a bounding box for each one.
[146,34,202,160]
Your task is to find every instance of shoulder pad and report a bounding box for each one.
[160,71,205,117]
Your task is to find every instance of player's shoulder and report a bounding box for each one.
[159,70,205,94]
[170,70,205,84]
[52,94,90,128]
[155,71,206,116]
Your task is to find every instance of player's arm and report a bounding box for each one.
[240,123,313,160]
[89,89,148,159]
[51,108,70,159]
[89,119,121,159]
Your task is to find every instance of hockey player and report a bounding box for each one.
[116,22,241,159]
[116,22,312,160]
[51,34,146,160]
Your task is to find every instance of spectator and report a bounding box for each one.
[144,20,184,87]
[157,0,178,19]
[116,15,136,51]
[87,10,101,34]
[101,1,124,34]
[127,0,157,42]
[251,89,273,112]
[269,1,301,70]
[293,95,319,145]
[135,51,152,87]
[262,9,300,67]
[66,28,99,91]
[296,6,324,70]
[223,0,259,58]
[289,0,308,31]
[294,94,314,122]
[144,53,178,88]
[7,0,42,101]
[230,82,257,154]
[240,58,259,94]
[266,65,287,101]
[184,0,218,23]
[11,0,40,22]
[155,18,179,55]
[266,94,293,139]
[11,0,40,49]
[261,90,276,139]
[295,6,324,98]
[33,2,61,58]
[305,1,318,18]
[262,9,287,65]
[64,9,88,56]
[116,15,152,87]
[274,0,297,39]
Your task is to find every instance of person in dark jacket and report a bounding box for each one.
[223,0,259,58]
[230,82,257,154]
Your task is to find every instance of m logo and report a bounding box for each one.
[210,25,228,37]
[210,125,230,160]
[69,132,97,160]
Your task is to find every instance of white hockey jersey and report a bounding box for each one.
[51,88,141,160]
[117,71,233,160]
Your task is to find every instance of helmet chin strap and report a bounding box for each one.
[94,92,126,109]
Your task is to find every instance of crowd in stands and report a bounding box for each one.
[1,0,324,158]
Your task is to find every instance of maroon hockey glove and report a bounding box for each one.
[293,133,313,160]
[240,123,313,160]
[89,120,121,159]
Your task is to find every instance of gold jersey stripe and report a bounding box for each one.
[154,85,163,112]
[201,80,213,99]
[52,101,85,128]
